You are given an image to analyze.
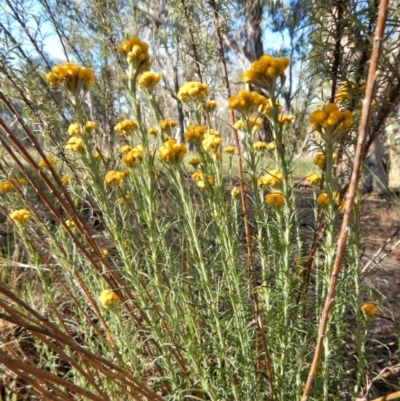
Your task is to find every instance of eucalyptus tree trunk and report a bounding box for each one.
[242,1,273,143]
[362,138,389,194]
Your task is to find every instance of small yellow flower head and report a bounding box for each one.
[231,187,240,198]
[119,145,132,154]
[122,145,144,167]
[234,116,263,133]
[309,103,352,134]
[147,126,157,136]
[158,140,187,163]
[138,71,161,93]
[265,192,285,207]
[205,99,217,112]
[46,62,95,95]
[65,219,75,228]
[0,178,26,192]
[0,181,15,192]
[313,153,326,169]
[85,121,96,132]
[202,131,222,153]
[258,169,284,188]
[117,190,132,204]
[61,174,71,184]
[316,191,344,210]
[65,137,84,152]
[114,120,138,135]
[224,146,235,154]
[93,151,104,160]
[188,157,201,167]
[361,302,377,318]
[178,81,209,104]
[104,170,126,186]
[305,172,322,185]
[117,37,152,73]
[9,209,31,224]
[68,123,80,136]
[228,89,269,116]
[335,83,351,103]
[38,157,56,169]
[101,248,109,256]
[242,55,290,91]
[99,290,119,310]
[253,141,268,151]
[233,120,245,131]
[316,192,329,206]
[160,119,178,133]
[184,125,207,144]
[278,114,294,124]
[191,170,213,188]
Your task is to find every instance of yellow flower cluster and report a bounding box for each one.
[0,178,26,192]
[93,151,103,160]
[192,170,213,188]
[65,219,76,228]
[188,157,201,167]
[231,187,240,198]
[46,62,95,94]
[224,146,235,154]
[258,169,283,188]
[202,131,222,153]
[265,193,285,207]
[228,90,269,116]
[138,71,161,93]
[38,157,56,169]
[99,290,119,310]
[317,191,346,211]
[117,37,151,73]
[313,152,339,169]
[335,82,354,103]
[104,170,128,185]
[118,190,132,205]
[65,137,83,152]
[9,209,31,223]
[119,145,132,154]
[305,172,322,185]
[158,140,187,163]
[184,125,207,143]
[253,141,268,151]
[242,55,290,88]
[122,145,144,167]
[278,114,294,124]
[205,100,217,112]
[160,119,178,132]
[178,82,209,104]
[309,103,352,133]
[114,120,138,135]
[68,123,80,136]
[361,302,377,318]
[234,116,263,133]
[61,174,70,184]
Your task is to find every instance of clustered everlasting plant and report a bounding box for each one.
[0,15,389,400]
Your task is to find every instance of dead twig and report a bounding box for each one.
[301,1,390,399]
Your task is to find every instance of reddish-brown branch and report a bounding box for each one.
[301,1,389,399]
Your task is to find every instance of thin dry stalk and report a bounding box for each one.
[301,0,390,399]
[369,391,400,401]
[207,0,274,398]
